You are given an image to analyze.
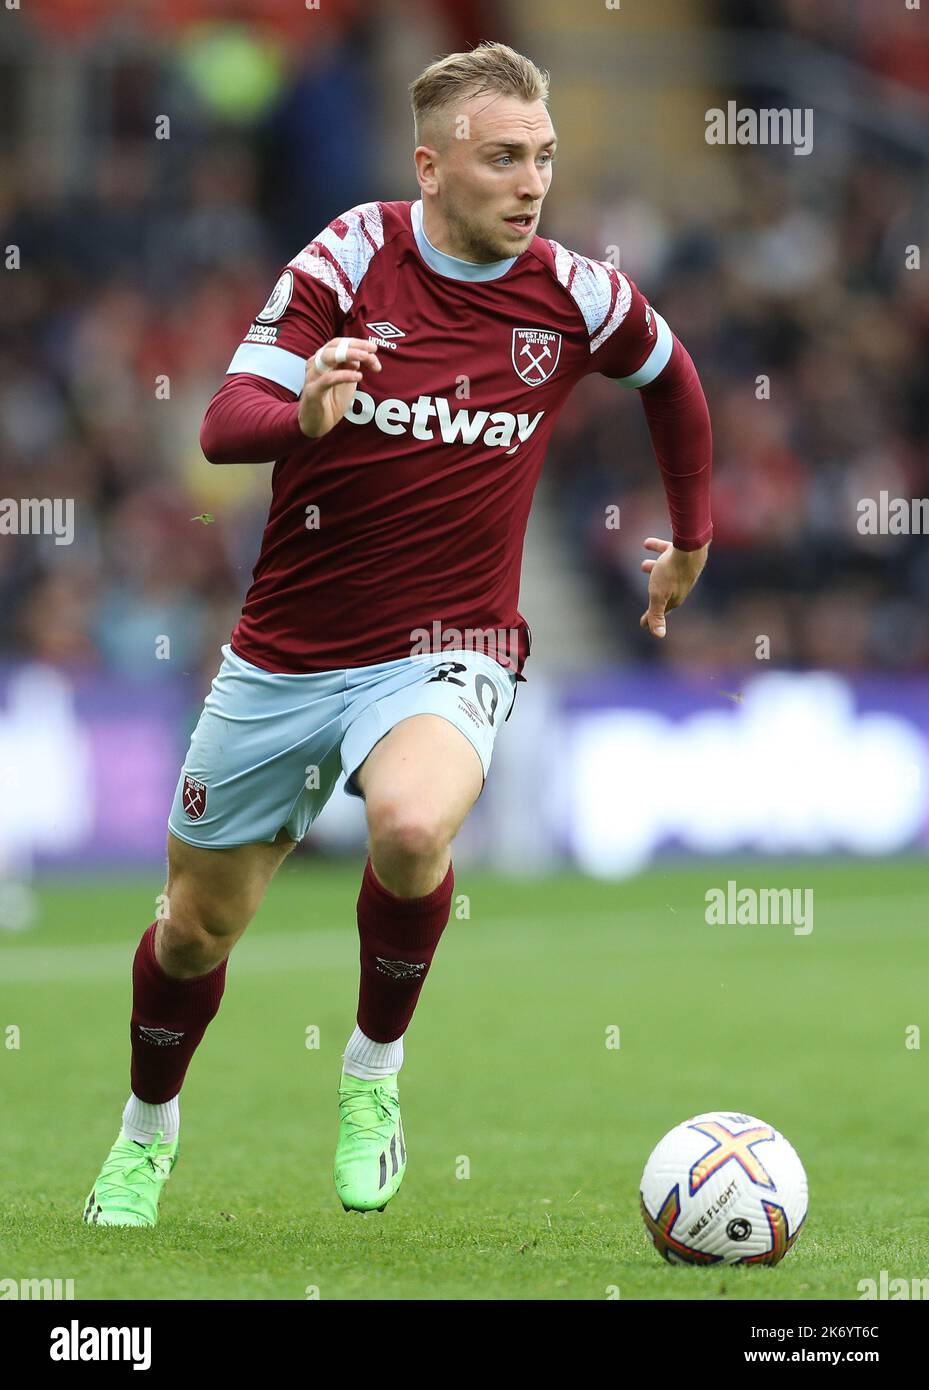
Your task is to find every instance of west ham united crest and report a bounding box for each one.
[512,328,562,386]
[182,775,208,820]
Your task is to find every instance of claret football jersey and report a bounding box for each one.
[221,198,674,681]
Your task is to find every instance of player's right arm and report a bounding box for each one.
[295,337,381,440]
[200,336,382,465]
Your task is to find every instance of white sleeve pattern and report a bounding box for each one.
[287,200,385,315]
[548,240,633,353]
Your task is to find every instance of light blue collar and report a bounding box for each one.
[410,199,518,282]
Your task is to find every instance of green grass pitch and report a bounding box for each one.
[1,857,927,1300]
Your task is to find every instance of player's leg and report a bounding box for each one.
[358,712,481,895]
[335,700,494,1212]
[83,830,296,1227]
[84,643,346,1227]
[156,827,297,977]
[356,710,482,1027]
[130,828,297,1107]
[333,654,517,1212]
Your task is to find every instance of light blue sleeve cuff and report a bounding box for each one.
[613,311,673,388]
[226,343,307,395]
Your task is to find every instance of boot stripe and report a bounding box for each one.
[389,1133,398,1177]
[378,1150,387,1189]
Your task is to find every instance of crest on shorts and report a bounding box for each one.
[512,328,562,386]
[182,775,207,821]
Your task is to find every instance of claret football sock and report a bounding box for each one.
[130,921,227,1105]
[354,856,454,1043]
[122,1091,180,1145]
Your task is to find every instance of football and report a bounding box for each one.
[640,1110,808,1265]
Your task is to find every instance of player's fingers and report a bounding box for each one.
[316,369,363,389]
[310,345,369,371]
[640,559,657,574]
[306,354,376,386]
[311,339,380,374]
[339,351,381,371]
[330,337,380,358]
[642,593,668,637]
[642,536,672,555]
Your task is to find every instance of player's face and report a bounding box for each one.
[425,96,556,263]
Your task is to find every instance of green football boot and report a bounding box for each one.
[82,1129,179,1227]
[334,1072,406,1212]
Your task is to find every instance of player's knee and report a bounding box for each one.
[160,882,249,962]
[367,800,450,865]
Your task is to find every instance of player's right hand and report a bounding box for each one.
[298,337,381,439]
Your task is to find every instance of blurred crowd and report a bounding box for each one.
[548,0,929,673]
[1,2,928,687]
[549,142,929,673]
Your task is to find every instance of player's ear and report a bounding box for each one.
[413,145,440,195]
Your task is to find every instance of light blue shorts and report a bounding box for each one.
[167,644,518,849]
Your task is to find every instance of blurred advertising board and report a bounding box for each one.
[1,662,927,876]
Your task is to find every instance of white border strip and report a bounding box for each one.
[226,343,307,395]
[614,311,673,388]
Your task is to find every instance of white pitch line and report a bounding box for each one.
[0,892,925,985]
[0,929,348,985]
[0,910,630,985]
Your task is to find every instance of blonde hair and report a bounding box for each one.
[409,41,550,148]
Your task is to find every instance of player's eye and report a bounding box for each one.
[493,152,555,167]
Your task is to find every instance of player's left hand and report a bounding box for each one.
[639,537,709,638]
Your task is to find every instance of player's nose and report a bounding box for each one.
[517,168,547,201]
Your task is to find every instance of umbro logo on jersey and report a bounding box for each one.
[375,957,426,981]
[366,321,405,339]
[138,1026,185,1046]
[366,321,405,350]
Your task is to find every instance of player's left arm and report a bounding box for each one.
[590,275,712,639]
